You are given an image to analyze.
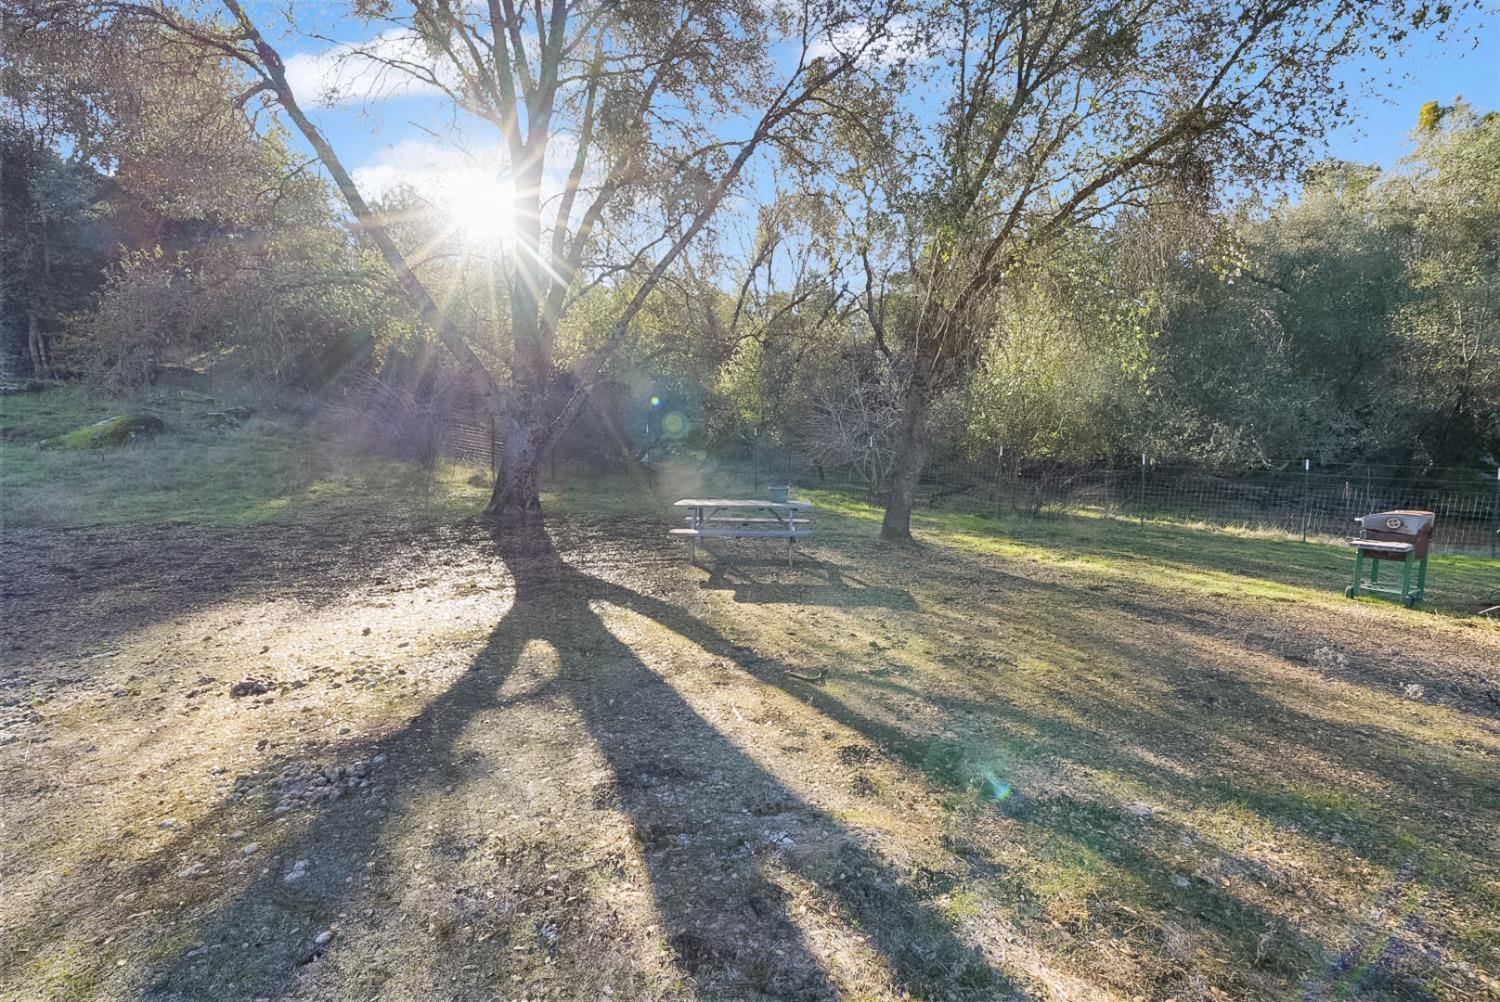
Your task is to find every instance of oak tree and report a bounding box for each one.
[821,0,1474,538]
[84,0,896,516]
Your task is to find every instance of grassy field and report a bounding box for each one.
[807,494,1500,620]
[2,390,1498,1001]
[0,386,485,528]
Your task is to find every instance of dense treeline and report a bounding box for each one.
[712,103,1500,473]
[2,3,1494,505]
[960,103,1500,469]
[1,16,412,390]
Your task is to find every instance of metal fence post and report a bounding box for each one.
[1139,453,1147,524]
[995,445,1005,517]
[1493,467,1499,558]
[1301,458,1310,543]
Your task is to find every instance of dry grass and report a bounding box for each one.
[2,400,1498,1001]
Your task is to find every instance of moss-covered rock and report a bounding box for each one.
[38,414,166,450]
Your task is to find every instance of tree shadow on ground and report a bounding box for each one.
[1095,588,1500,721]
[9,506,1492,1000]
[639,512,1497,998]
[548,526,1452,998]
[824,665,1498,998]
[713,550,1500,998]
[111,516,1011,1001]
[698,557,918,609]
[869,506,1499,721]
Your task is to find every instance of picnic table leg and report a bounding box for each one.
[765,507,786,566]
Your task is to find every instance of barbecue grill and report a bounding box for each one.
[1345,509,1434,608]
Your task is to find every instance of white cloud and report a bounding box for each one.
[805,15,929,67]
[282,30,448,108]
[350,133,586,203]
[351,139,508,202]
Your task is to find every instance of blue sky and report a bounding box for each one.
[1327,8,1498,167]
[258,4,1498,210]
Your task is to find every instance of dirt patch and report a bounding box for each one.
[1,503,1497,1001]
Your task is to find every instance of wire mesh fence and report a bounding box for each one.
[444,416,497,469]
[741,445,1500,555]
[440,411,1500,555]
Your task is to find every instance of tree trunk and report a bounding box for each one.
[486,406,545,518]
[26,310,52,378]
[484,165,552,522]
[881,349,935,542]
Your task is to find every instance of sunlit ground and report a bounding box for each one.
[2,426,1498,1000]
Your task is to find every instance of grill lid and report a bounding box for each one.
[1354,509,1434,536]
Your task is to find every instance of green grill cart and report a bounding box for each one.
[1346,509,1434,608]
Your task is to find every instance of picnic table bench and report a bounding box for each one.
[670,498,814,565]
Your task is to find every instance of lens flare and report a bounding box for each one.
[980,768,1013,800]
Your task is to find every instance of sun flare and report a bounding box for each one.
[442,170,512,247]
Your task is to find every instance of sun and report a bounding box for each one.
[442,170,512,247]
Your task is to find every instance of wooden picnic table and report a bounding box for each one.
[670,498,814,565]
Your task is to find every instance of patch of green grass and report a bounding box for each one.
[802,488,1499,617]
[1,388,488,528]
[0,385,122,438]
[1455,880,1500,966]
[1032,837,1108,925]
[941,888,982,923]
[543,470,669,518]
[22,938,110,1000]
